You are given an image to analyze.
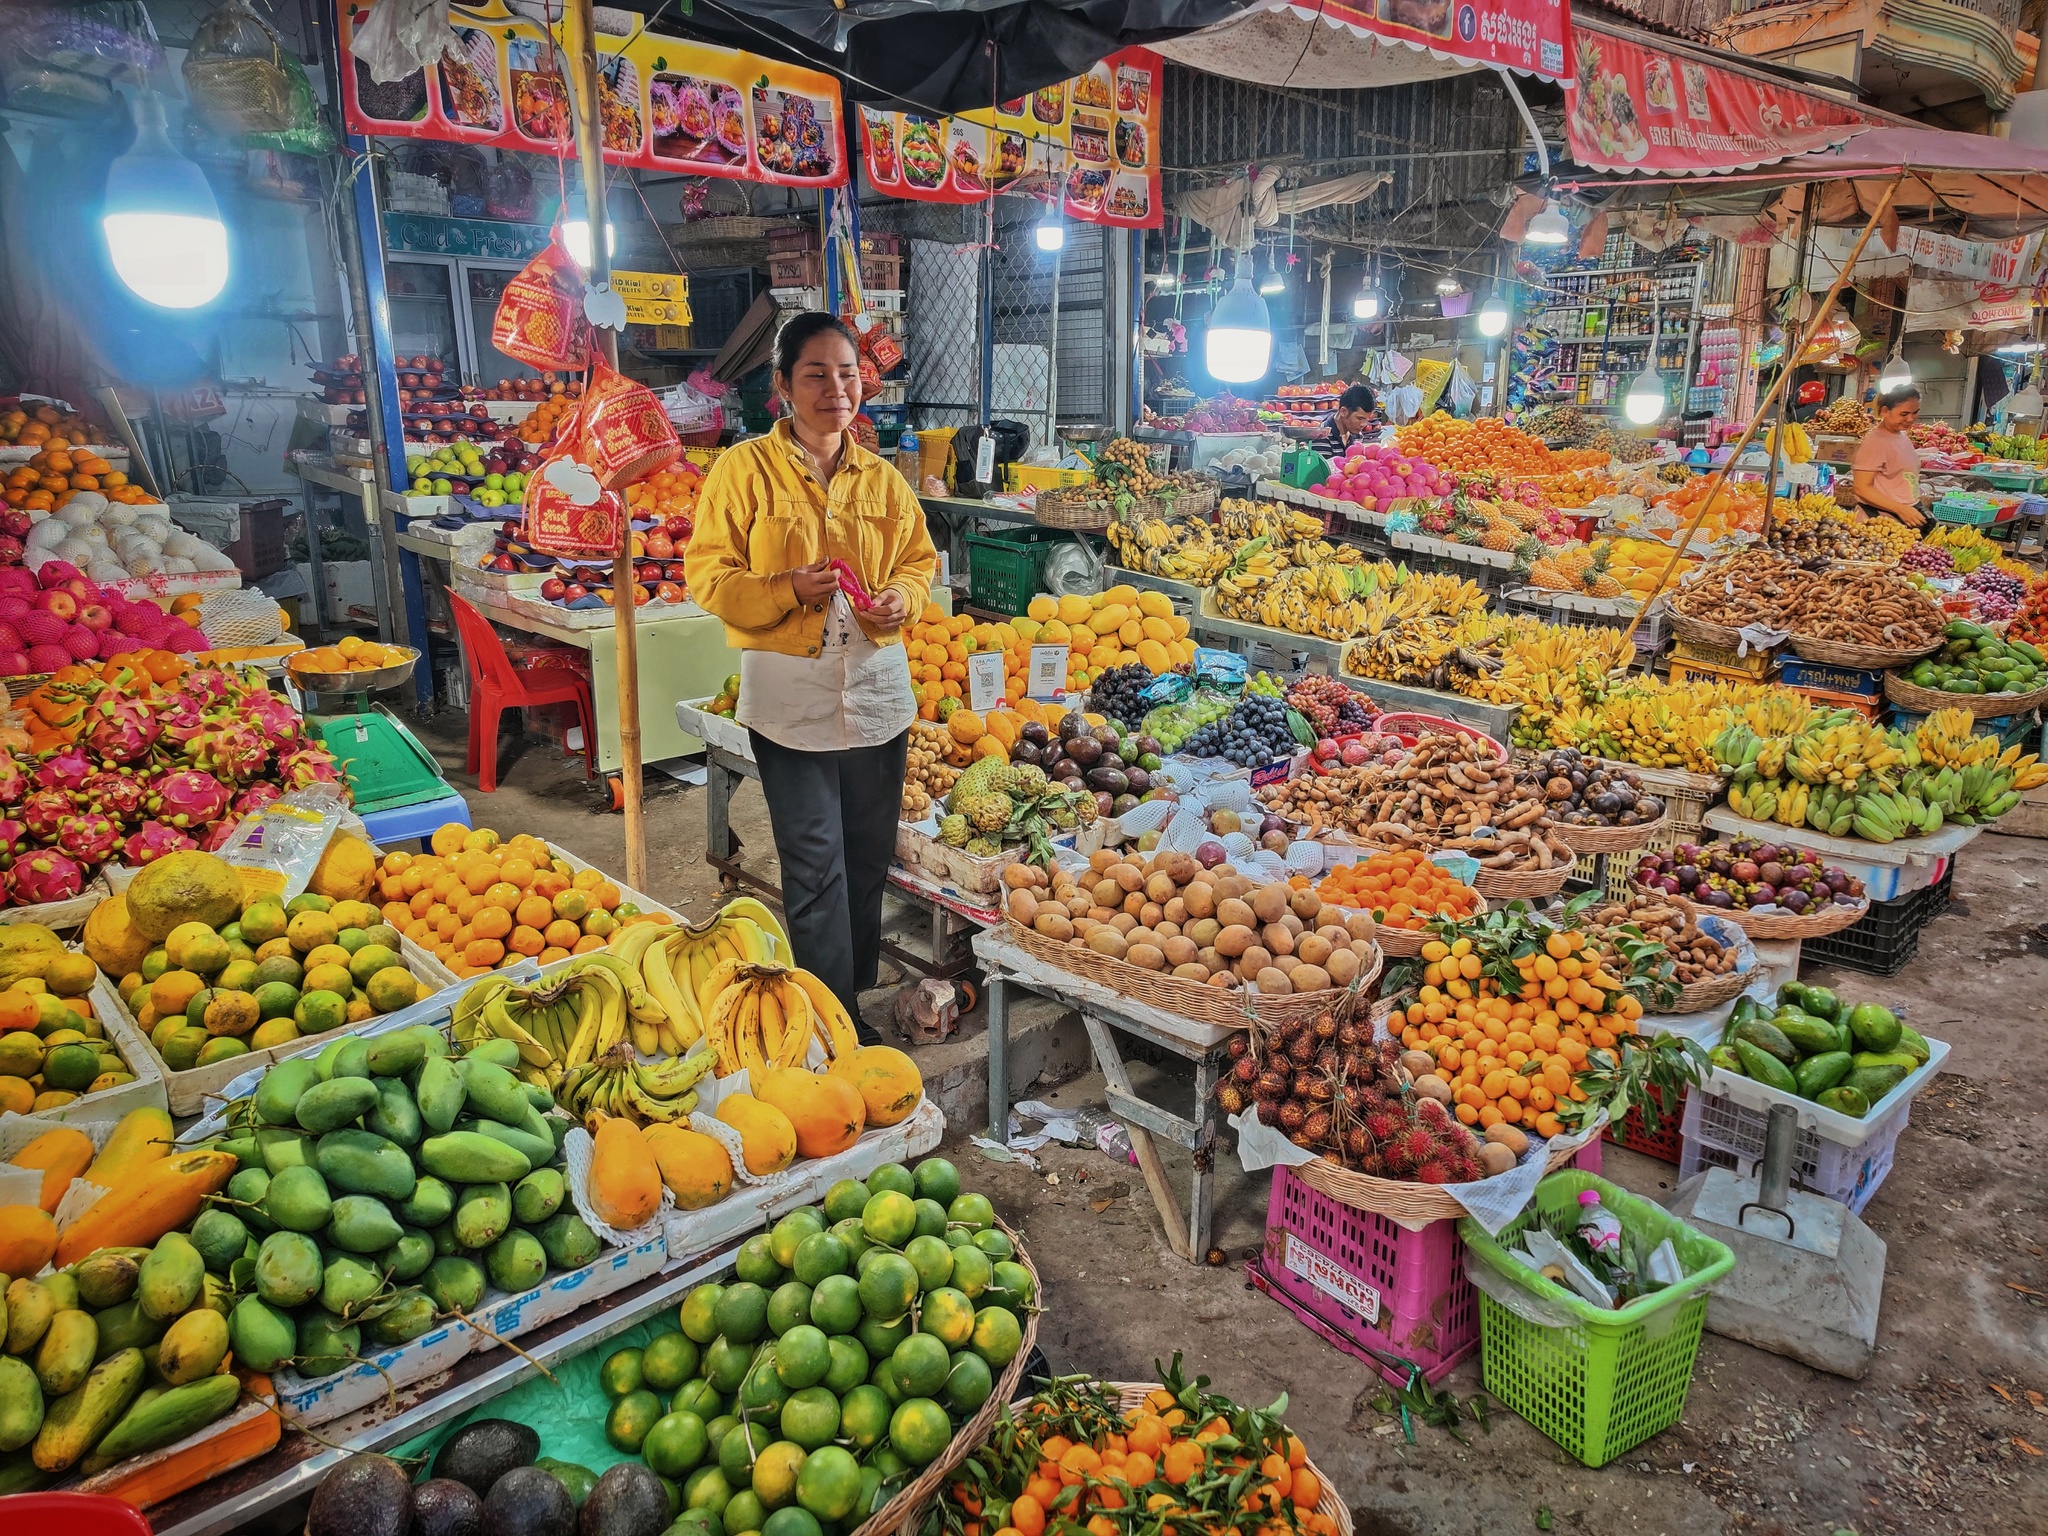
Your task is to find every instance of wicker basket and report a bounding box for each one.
[1001,919,1381,1028]
[1367,894,1488,958]
[1786,634,1940,669]
[850,1221,1041,1536]
[1650,963,1751,1015]
[1291,1125,1599,1221]
[1553,816,1669,856]
[1882,670,2048,720]
[1668,892,1871,941]
[1667,611,1749,650]
[1035,487,1115,530]
[1471,861,1573,900]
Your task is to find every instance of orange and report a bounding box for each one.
[431,824,468,857]
[463,938,505,968]
[484,882,521,910]
[538,946,571,965]
[507,926,545,957]
[471,907,513,941]
[515,895,554,930]
[572,868,604,892]
[543,918,581,949]
[572,934,606,953]
[592,881,622,911]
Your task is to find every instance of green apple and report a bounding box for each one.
[432,477,452,494]
[485,473,505,490]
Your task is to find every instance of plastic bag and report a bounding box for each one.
[182,0,293,135]
[576,356,680,491]
[491,231,591,372]
[660,379,724,436]
[1448,362,1478,412]
[212,787,350,905]
[349,0,452,84]
[525,439,625,560]
[239,49,336,155]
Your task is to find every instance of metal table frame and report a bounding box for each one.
[149,1245,739,1536]
[979,934,1233,1262]
[703,743,983,981]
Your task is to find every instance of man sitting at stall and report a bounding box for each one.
[1314,384,1380,455]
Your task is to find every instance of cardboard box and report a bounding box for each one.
[622,296,693,325]
[609,270,689,301]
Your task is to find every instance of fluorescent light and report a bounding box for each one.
[1476,294,1510,337]
[1524,200,1569,246]
[1995,340,2046,355]
[1623,366,1667,426]
[1035,210,1065,252]
[1351,271,1384,320]
[1207,262,1272,384]
[102,92,228,310]
[1877,351,1912,391]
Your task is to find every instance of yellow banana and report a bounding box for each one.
[639,930,699,1043]
[787,967,859,1060]
[483,995,553,1069]
[696,958,750,1033]
[775,980,813,1069]
[630,1018,661,1056]
[636,1051,714,1098]
[733,985,769,1079]
[759,986,784,1065]
[718,897,789,955]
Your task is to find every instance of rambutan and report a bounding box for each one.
[1335,1022,1364,1049]
[1416,1097,1453,1128]
[1291,1070,1318,1100]
[1343,1126,1372,1163]
[1415,1159,1456,1185]
[1311,1013,1338,1041]
[1303,1076,1334,1104]
[1225,1034,1250,1060]
[1288,1032,1317,1064]
[1363,1110,1405,1145]
[1253,1069,1289,1100]
[1359,1153,1385,1177]
[1257,1099,1283,1127]
[1278,1100,1308,1133]
[1301,1108,1333,1145]
[1232,1055,1259,1084]
[1216,1083,1247,1116]
[1398,1127,1439,1168]
[1315,1045,1340,1074]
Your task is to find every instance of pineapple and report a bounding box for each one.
[1556,546,1596,579]
[1580,543,1622,597]
[1479,516,1520,553]
[1529,557,1572,592]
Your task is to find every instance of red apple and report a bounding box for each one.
[34,590,76,621]
[563,583,587,602]
[644,532,675,560]
[540,577,567,601]
[632,584,652,605]
[663,562,687,582]
[75,602,111,633]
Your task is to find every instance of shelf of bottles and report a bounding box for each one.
[1512,238,1708,415]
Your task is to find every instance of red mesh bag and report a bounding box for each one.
[523,412,624,559]
[857,354,883,402]
[861,325,903,375]
[491,232,590,371]
[576,356,680,490]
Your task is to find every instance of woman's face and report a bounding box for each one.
[1880,398,1921,433]
[778,330,861,436]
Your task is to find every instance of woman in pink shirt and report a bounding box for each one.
[1850,385,1927,528]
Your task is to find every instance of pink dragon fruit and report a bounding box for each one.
[9,849,83,905]
[21,789,74,842]
[191,718,270,784]
[199,818,240,852]
[276,745,346,794]
[157,693,210,747]
[56,812,121,866]
[33,744,95,799]
[238,690,304,746]
[0,818,28,863]
[231,782,283,818]
[85,695,161,766]
[79,771,148,826]
[0,756,24,808]
[122,819,196,866]
[178,669,235,708]
[151,769,231,830]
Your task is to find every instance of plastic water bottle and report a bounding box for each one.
[895,429,920,485]
[1576,1189,1623,1258]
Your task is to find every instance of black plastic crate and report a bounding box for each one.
[1801,866,1952,977]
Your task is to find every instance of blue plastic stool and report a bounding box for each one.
[360,792,472,852]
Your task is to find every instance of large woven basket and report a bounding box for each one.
[1001,918,1382,1028]
[1786,633,1939,669]
[1292,1124,1599,1221]
[1471,861,1573,899]
[1882,669,2048,720]
[850,1220,1042,1536]
[1035,487,1115,530]
[1650,962,1751,1015]
[1553,815,1669,855]
[1667,891,1871,941]
[1667,611,1747,650]
[1367,894,1488,958]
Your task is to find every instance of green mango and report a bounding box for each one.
[296,1314,360,1378]
[464,1039,522,1072]
[457,1116,555,1172]
[226,1168,273,1232]
[363,1289,436,1346]
[262,1165,333,1233]
[453,1183,512,1250]
[319,1255,384,1318]
[253,1232,323,1309]
[315,1129,417,1201]
[189,1209,249,1275]
[415,1056,467,1136]
[456,1057,530,1126]
[135,1233,206,1322]
[381,1228,435,1282]
[364,1078,423,1149]
[486,1230,546,1295]
[327,1195,405,1256]
[1732,1038,1798,1094]
[254,1058,321,1126]
[214,1134,263,1170]
[1845,1003,1902,1053]
[397,1175,455,1230]
[327,1038,372,1081]
[1816,1085,1870,1118]
[423,1256,485,1315]
[1793,1051,1853,1099]
[88,1300,163,1362]
[228,1296,295,1373]
[538,1211,600,1270]
[513,1168,565,1225]
[294,1077,380,1135]
[419,1131,530,1185]
[253,1126,313,1172]
[365,1031,427,1078]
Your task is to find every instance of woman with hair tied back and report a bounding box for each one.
[1849,383,1928,529]
[685,313,937,1042]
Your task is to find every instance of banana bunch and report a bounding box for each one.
[452,951,674,1091]
[1344,616,1459,685]
[1847,785,1947,842]
[1218,499,1324,542]
[1910,707,2003,771]
[700,961,861,1077]
[1784,720,1901,791]
[560,1043,715,1128]
[1711,723,1765,781]
[1763,420,1814,464]
[1726,776,1814,828]
[623,898,787,1047]
[1452,612,1634,707]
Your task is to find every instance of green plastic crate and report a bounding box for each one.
[312,707,455,813]
[964,525,1068,615]
[1460,1172,1734,1467]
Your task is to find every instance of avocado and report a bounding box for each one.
[1797,985,1841,1021]
[1732,1019,1798,1066]
[433,1418,540,1496]
[413,1478,486,1536]
[1773,1016,1841,1058]
[536,1458,600,1510]
[580,1461,671,1536]
[1844,1003,1902,1053]
[483,1465,578,1536]
[1732,1039,1798,1094]
[306,1453,413,1536]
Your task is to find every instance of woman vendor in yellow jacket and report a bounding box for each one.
[686,313,937,1041]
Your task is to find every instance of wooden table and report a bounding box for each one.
[974,928,1236,1262]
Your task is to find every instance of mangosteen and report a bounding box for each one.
[1779,888,1810,913]
[1020,721,1050,748]
[1703,888,1735,908]
[1675,866,1700,891]
[1567,769,1589,791]
[1758,861,1785,888]
[1058,711,1089,742]
[1590,791,1621,817]
[1126,767,1151,793]
[1066,736,1103,767]
[1753,883,1777,905]
[1637,795,1665,819]
[1545,776,1574,801]
[1730,859,1760,884]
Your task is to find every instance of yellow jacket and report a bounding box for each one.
[686,421,938,657]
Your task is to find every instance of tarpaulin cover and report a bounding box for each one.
[1161,0,1567,85]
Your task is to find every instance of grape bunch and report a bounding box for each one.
[1088,663,1155,730]
[1142,692,1232,753]
[1247,671,1286,699]
[1286,674,1373,737]
[1899,544,1954,577]
[1184,694,1297,766]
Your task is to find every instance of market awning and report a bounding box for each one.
[1565,123,2048,236]
[1564,11,1876,176]
[1156,0,1571,88]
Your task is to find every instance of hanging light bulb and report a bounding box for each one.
[1259,251,1284,296]
[1435,276,1461,295]
[102,91,229,310]
[1351,261,1384,321]
[1623,365,1668,426]
[1035,203,1065,253]
[1877,349,1913,392]
[1476,293,1510,338]
[1207,253,1272,384]
[1523,199,1570,246]
[562,189,616,270]
[1153,271,1177,289]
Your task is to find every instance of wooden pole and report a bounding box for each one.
[1759,183,1818,546]
[1621,175,1903,647]
[564,0,646,890]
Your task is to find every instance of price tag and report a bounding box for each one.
[975,434,996,486]
[1027,644,1068,700]
[967,651,1006,714]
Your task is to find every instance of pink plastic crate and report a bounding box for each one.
[1249,1143,1602,1387]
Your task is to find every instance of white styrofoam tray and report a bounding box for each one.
[1694,1031,1950,1145]
[1700,806,1983,869]
[677,697,753,759]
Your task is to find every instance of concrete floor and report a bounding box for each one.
[413,712,2047,1536]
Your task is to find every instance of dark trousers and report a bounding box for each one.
[748,728,905,1045]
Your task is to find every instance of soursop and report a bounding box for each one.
[938,813,971,847]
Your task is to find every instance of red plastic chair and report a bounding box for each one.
[446,588,597,793]
[0,1494,153,1535]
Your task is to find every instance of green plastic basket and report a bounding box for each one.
[1460,1172,1734,1467]
[964,525,1068,615]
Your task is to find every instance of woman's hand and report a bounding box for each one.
[789,561,839,604]
[867,587,907,626]
[1893,503,1928,529]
